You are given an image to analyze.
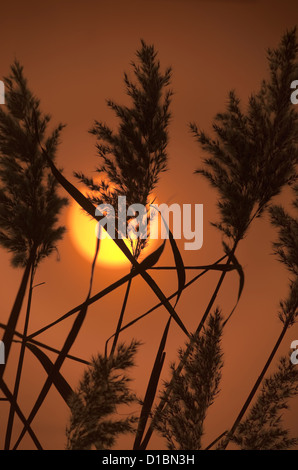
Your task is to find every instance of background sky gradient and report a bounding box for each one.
[0,0,297,450]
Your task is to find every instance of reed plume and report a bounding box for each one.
[66,340,140,450]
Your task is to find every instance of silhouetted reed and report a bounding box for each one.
[66,340,140,450]
[0,30,297,451]
[0,61,68,449]
[139,27,298,450]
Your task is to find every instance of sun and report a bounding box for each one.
[68,200,158,268]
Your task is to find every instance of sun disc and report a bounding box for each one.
[68,200,158,268]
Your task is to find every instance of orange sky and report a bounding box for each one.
[0,0,297,450]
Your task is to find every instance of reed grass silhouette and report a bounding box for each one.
[139,27,298,450]
[0,61,68,449]
[0,30,297,451]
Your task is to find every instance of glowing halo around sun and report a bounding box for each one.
[68,199,158,268]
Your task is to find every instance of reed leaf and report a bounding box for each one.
[222,243,245,325]
[0,250,35,382]
[24,342,73,405]
[29,254,229,343]
[139,240,166,271]
[133,318,171,449]
[152,206,186,307]
[105,254,228,365]
[0,379,43,450]
[0,323,90,366]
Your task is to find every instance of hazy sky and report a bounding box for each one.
[0,0,297,450]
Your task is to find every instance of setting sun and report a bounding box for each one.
[68,199,158,268]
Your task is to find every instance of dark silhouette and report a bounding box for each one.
[140,27,298,450]
[74,40,174,357]
[0,61,68,449]
[0,29,297,451]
